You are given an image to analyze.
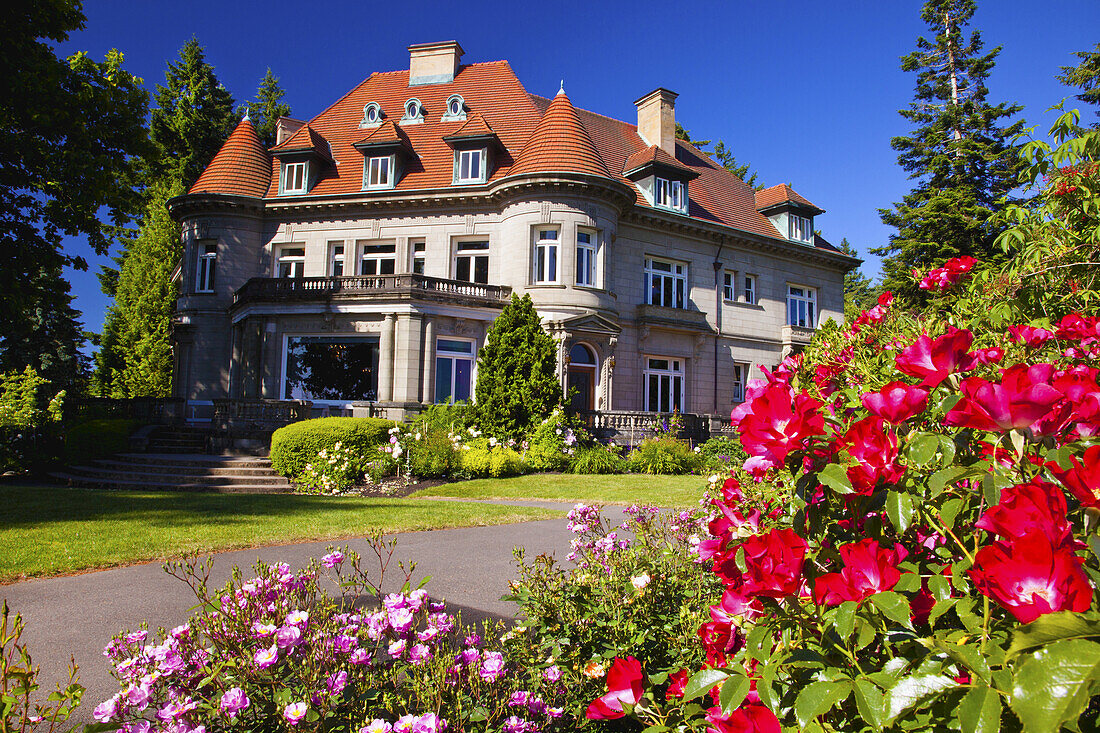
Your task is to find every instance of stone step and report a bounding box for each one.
[62,466,290,486]
[49,472,292,494]
[111,454,273,468]
[89,459,276,476]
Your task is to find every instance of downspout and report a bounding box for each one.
[712,239,725,417]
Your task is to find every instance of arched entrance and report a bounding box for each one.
[567,343,598,411]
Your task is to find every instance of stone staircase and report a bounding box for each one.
[50,454,293,493]
[145,427,209,454]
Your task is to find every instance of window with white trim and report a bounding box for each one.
[456,149,484,183]
[360,103,382,127]
[722,271,735,302]
[196,242,216,292]
[789,215,812,243]
[787,285,817,327]
[654,177,687,213]
[644,257,686,308]
[435,338,475,404]
[534,229,558,284]
[282,162,307,194]
[328,242,345,277]
[644,357,684,413]
[732,364,745,403]
[575,230,596,287]
[412,239,426,275]
[455,240,489,284]
[277,247,305,278]
[443,94,466,121]
[365,155,393,189]
[743,274,757,305]
[402,98,424,123]
[359,242,396,276]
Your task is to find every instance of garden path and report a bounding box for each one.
[2,500,625,724]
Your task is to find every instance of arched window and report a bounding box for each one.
[361,102,381,127]
[569,343,596,365]
[402,98,424,123]
[443,94,466,121]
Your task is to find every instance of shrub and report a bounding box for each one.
[569,443,626,474]
[459,439,527,478]
[269,417,394,477]
[406,405,467,479]
[62,418,139,464]
[0,366,64,473]
[697,435,746,472]
[627,436,702,475]
[526,409,580,472]
[1,601,85,730]
[295,442,360,494]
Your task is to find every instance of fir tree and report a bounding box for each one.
[1057,43,1100,126]
[874,0,1024,305]
[474,294,562,440]
[839,238,876,322]
[246,68,292,149]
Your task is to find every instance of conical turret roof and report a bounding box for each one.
[510,89,612,179]
[189,118,271,198]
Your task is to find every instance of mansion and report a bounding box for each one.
[168,41,856,422]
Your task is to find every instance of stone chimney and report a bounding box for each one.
[275,117,306,146]
[408,41,465,86]
[634,88,678,154]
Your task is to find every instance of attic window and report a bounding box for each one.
[402,98,425,124]
[282,162,307,194]
[654,177,687,213]
[360,103,382,128]
[789,215,812,243]
[455,148,485,184]
[442,94,466,121]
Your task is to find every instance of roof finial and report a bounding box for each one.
[242,108,251,122]
[557,80,565,96]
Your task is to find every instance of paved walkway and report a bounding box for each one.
[2,499,617,724]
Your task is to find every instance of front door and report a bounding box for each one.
[567,366,595,411]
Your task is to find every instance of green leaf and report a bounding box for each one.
[1007,612,1100,659]
[794,680,852,727]
[835,601,857,640]
[871,591,914,630]
[895,572,921,593]
[854,678,885,731]
[1010,639,1100,732]
[908,433,940,466]
[683,668,730,701]
[884,674,957,725]
[886,491,915,533]
[939,498,965,529]
[819,462,854,494]
[959,685,1002,733]
[934,641,992,684]
[719,673,751,714]
[930,466,968,497]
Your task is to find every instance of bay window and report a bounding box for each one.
[282,162,307,194]
[575,230,596,287]
[456,149,484,183]
[534,229,558,283]
[654,177,687,213]
[789,215,812,243]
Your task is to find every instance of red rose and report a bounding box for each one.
[842,417,905,495]
[1048,445,1100,509]
[697,620,743,667]
[813,539,907,606]
[1007,325,1056,347]
[944,363,1065,433]
[737,529,808,599]
[666,668,689,700]
[975,479,1072,545]
[894,329,979,387]
[736,383,824,470]
[860,381,929,424]
[705,703,782,733]
[585,656,643,720]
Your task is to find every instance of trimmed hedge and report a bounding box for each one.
[63,418,140,464]
[459,443,527,478]
[269,417,395,477]
[627,436,703,475]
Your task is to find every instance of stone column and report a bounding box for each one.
[228,323,242,398]
[393,313,423,404]
[379,314,395,402]
[261,321,278,398]
[421,318,435,403]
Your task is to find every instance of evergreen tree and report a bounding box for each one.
[874,0,1024,305]
[675,125,763,189]
[838,238,876,322]
[246,68,292,149]
[0,0,148,391]
[474,294,563,440]
[1057,43,1100,126]
[148,37,238,188]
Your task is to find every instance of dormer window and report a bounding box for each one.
[282,162,307,194]
[365,155,394,189]
[789,215,812,243]
[654,177,687,213]
[402,98,425,124]
[456,148,485,183]
[360,103,382,127]
[442,94,466,121]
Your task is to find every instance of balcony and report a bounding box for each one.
[781,324,816,348]
[635,303,712,332]
[232,274,512,310]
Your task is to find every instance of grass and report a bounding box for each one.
[0,484,562,582]
[412,473,707,508]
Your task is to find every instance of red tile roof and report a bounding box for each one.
[622,144,698,179]
[510,91,612,179]
[755,184,823,214]
[188,117,271,198]
[443,112,496,142]
[271,124,333,162]
[352,119,411,150]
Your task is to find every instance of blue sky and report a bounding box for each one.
[57,0,1099,338]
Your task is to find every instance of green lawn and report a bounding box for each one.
[0,485,561,582]
[412,473,707,508]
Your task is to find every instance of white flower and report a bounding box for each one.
[631,573,651,591]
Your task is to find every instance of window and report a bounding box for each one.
[277,247,305,278]
[654,177,687,213]
[787,285,817,327]
[443,94,466,121]
[744,275,757,305]
[284,335,379,402]
[282,162,307,194]
[455,241,489,284]
[361,102,381,126]
[534,229,558,283]
[196,242,216,292]
[732,364,745,403]
[412,240,426,275]
[403,98,423,122]
[328,242,345,277]
[366,156,393,189]
[644,357,684,413]
[789,215,812,243]
[722,271,735,302]
[435,338,475,404]
[359,242,396,276]
[575,230,596,287]
[457,149,484,183]
[644,257,686,308]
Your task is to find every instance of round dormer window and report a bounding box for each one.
[406,100,420,118]
[363,103,380,124]
[449,98,462,116]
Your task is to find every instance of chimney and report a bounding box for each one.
[408,41,465,86]
[634,88,678,154]
[275,117,306,146]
